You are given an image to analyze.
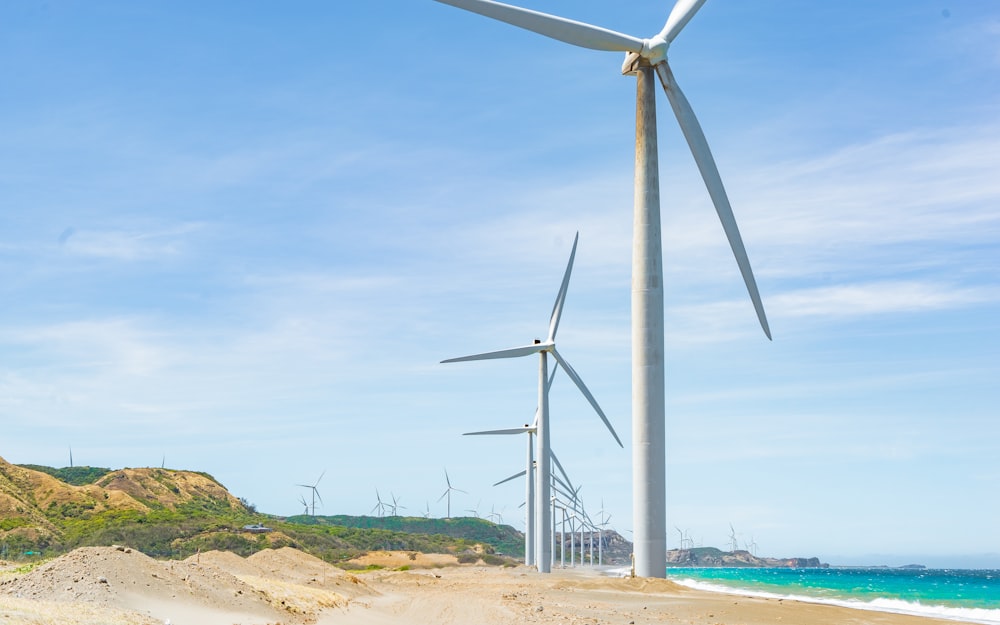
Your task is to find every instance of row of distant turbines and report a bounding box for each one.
[428,0,771,578]
[294,461,620,568]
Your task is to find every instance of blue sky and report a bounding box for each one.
[2,1,998,567]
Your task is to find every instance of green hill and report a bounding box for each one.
[0,456,520,566]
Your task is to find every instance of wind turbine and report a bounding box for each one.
[465,419,536,566]
[371,489,387,517]
[390,493,405,517]
[298,495,310,516]
[596,500,612,566]
[443,232,622,573]
[431,0,772,578]
[462,366,559,567]
[465,500,482,518]
[437,469,466,518]
[296,471,324,517]
[488,505,505,525]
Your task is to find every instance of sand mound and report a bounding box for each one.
[1,545,283,622]
[184,549,262,578]
[346,550,461,569]
[1,546,373,624]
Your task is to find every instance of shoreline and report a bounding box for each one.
[665,575,1000,625]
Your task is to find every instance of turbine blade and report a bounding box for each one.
[442,343,546,363]
[550,450,573,490]
[655,62,772,340]
[464,427,534,436]
[433,0,644,53]
[493,470,527,487]
[550,348,624,448]
[552,475,574,497]
[657,0,708,45]
[547,232,578,342]
[546,360,559,392]
[438,490,450,502]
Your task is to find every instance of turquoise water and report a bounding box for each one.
[665,567,1000,624]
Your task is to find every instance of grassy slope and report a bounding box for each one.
[2,463,521,565]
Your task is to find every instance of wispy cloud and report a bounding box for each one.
[61,223,206,262]
[772,281,996,318]
[5,318,177,376]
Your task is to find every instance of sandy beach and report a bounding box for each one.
[0,547,967,625]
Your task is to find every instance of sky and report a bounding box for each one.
[1,1,998,568]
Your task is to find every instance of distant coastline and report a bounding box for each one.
[666,547,827,568]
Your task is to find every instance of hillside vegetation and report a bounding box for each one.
[0,456,521,565]
[290,514,524,557]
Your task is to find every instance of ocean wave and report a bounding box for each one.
[671,577,1000,625]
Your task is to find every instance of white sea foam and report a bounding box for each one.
[671,577,1000,625]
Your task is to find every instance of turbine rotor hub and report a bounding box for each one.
[622,37,668,75]
[641,35,669,65]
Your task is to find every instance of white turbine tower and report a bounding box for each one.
[443,232,622,573]
[432,0,771,578]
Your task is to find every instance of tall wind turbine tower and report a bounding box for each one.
[431,0,771,577]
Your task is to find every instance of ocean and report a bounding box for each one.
[665,567,1000,624]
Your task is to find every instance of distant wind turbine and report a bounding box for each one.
[296,471,324,517]
[463,365,558,567]
[437,469,466,519]
[488,505,505,525]
[443,232,622,573]
[465,419,536,565]
[390,492,406,517]
[596,501,612,566]
[432,0,772,578]
[371,489,387,517]
[465,500,482,518]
